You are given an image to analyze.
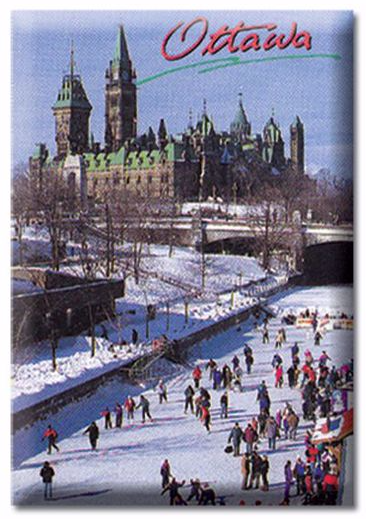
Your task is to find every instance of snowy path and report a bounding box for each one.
[12,285,353,506]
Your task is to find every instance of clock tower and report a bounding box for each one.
[53,44,92,159]
[105,25,137,152]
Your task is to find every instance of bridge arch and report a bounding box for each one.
[202,236,257,256]
[302,241,353,284]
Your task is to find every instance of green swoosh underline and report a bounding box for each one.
[136,53,341,86]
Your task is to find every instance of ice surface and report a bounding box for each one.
[12,285,353,506]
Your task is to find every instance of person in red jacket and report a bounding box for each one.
[305,444,319,469]
[243,423,257,454]
[42,425,60,455]
[192,366,202,389]
[124,396,136,422]
[101,407,113,429]
[322,470,339,505]
[275,365,283,388]
[201,405,211,432]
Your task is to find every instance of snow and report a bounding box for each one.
[11,273,285,413]
[12,285,353,506]
[12,278,43,295]
[12,241,281,413]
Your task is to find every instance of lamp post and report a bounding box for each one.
[166,302,170,333]
[184,297,189,324]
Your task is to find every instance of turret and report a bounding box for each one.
[52,42,92,158]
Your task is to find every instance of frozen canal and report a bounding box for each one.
[12,285,353,506]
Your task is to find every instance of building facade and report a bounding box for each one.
[29,25,305,204]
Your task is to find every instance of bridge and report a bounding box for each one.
[72,214,353,273]
[120,215,352,246]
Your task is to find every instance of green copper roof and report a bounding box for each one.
[264,117,282,143]
[233,99,249,127]
[83,142,192,172]
[200,114,214,137]
[53,76,92,111]
[113,25,130,68]
[291,115,303,128]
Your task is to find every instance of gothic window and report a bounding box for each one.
[136,176,141,184]
[148,175,152,184]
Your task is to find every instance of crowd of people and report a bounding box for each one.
[37,306,352,506]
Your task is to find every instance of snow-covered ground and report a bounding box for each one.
[12,236,280,413]
[11,274,284,413]
[12,285,353,506]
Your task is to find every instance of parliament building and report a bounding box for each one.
[29,25,305,204]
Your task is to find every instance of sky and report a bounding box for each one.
[11,10,353,177]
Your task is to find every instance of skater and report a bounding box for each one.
[287,365,296,388]
[275,329,283,349]
[232,354,240,370]
[220,392,229,419]
[319,351,331,368]
[40,461,55,500]
[222,364,232,389]
[322,469,339,505]
[291,342,300,358]
[115,402,123,428]
[201,405,211,432]
[131,328,138,345]
[272,353,283,369]
[161,477,187,506]
[243,423,257,454]
[192,365,202,389]
[287,411,299,440]
[42,425,60,455]
[101,407,113,429]
[160,459,171,489]
[260,455,270,491]
[241,452,251,490]
[275,409,282,431]
[248,450,262,489]
[136,395,152,423]
[157,379,168,404]
[244,351,254,374]
[280,327,287,343]
[233,365,244,392]
[293,457,306,495]
[275,364,283,388]
[313,462,325,495]
[184,384,195,414]
[283,460,293,504]
[243,343,252,356]
[257,380,267,399]
[124,395,136,421]
[258,410,268,438]
[212,367,222,390]
[83,421,99,450]
[206,359,217,380]
[314,330,323,346]
[187,479,202,502]
[262,326,269,344]
[198,483,216,505]
[304,465,314,504]
[228,422,244,456]
[265,416,278,451]
[200,387,211,405]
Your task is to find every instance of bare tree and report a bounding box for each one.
[250,184,291,270]
[32,169,69,271]
[12,168,32,266]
